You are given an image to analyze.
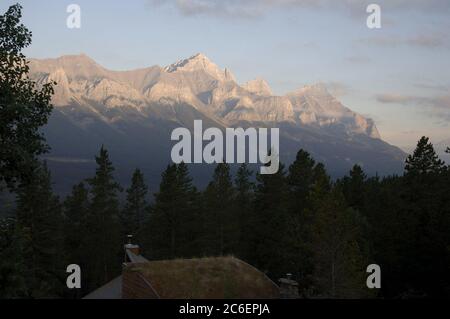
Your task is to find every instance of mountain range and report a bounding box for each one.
[29,53,406,193]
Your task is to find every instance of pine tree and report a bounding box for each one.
[405,136,445,176]
[63,182,89,297]
[15,163,64,298]
[149,164,177,259]
[286,150,331,290]
[175,162,200,257]
[204,163,235,256]
[85,146,122,291]
[311,188,368,298]
[340,164,367,211]
[251,162,290,279]
[287,150,317,211]
[147,163,196,259]
[121,169,148,238]
[397,137,449,297]
[0,4,54,190]
[234,163,254,259]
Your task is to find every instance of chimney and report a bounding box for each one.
[124,235,140,260]
[278,273,299,299]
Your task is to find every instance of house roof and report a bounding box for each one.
[84,248,280,299]
[83,275,123,299]
[125,256,280,299]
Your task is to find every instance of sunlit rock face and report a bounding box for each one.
[29,53,380,139]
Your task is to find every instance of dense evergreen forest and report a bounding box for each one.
[1,4,449,299]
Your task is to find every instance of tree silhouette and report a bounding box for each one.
[0,4,54,190]
[405,136,445,176]
[84,146,122,291]
[63,182,89,297]
[204,163,235,256]
[121,168,148,238]
[16,163,63,298]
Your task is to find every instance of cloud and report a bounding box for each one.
[376,93,450,122]
[376,94,420,104]
[148,0,450,19]
[414,83,450,92]
[406,35,445,48]
[359,34,448,49]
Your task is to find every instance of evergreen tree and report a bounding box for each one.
[15,163,63,298]
[311,188,368,298]
[0,217,27,298]
[85,146,122,291]
[63,182,89,297]
[405,136,445,176]
[340,164,367,211]
[203,163,235,256]
[234,163,254,259]
[398,137,449,297]
[121,169,148,238]
[251,162,290,279]
[175,162,200,257]
[287,150,316,211]
[0,4,54,190]
[148,164,178,259]
[146,163,196,259]
[286,150,330,291]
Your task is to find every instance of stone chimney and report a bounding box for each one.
[124,235,140,260]
[278,273,299,299]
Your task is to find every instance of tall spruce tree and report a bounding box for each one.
[251,162,290,279]
[85,146,122,291]
[63,182,89,297]
[287,150,317,211]
[149,164,178,259]
[405,136,445,176]
[311,188,368,298]
[234,163,254,259]
[340,164,367,211]
[398,137,449,297]
[121,169,148,238]
[204,163,235,256]
[147,163,195,259]
[175,162,200,257]
[286,150,330,291]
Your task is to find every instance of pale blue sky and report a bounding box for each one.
[2,0,449,149]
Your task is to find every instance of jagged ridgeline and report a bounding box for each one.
[30,54,405,193]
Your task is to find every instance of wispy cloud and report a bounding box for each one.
[376,94,421,104]
[359,34,448,49]
[376,93,450,122]
[406,35,445,48]
[148,0,450,19]
[414,83,450,92]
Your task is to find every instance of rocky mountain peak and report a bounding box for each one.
[163,53,235,82]
[289,83,333,98]
[29,53,106,81]
[243,78,273,96]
